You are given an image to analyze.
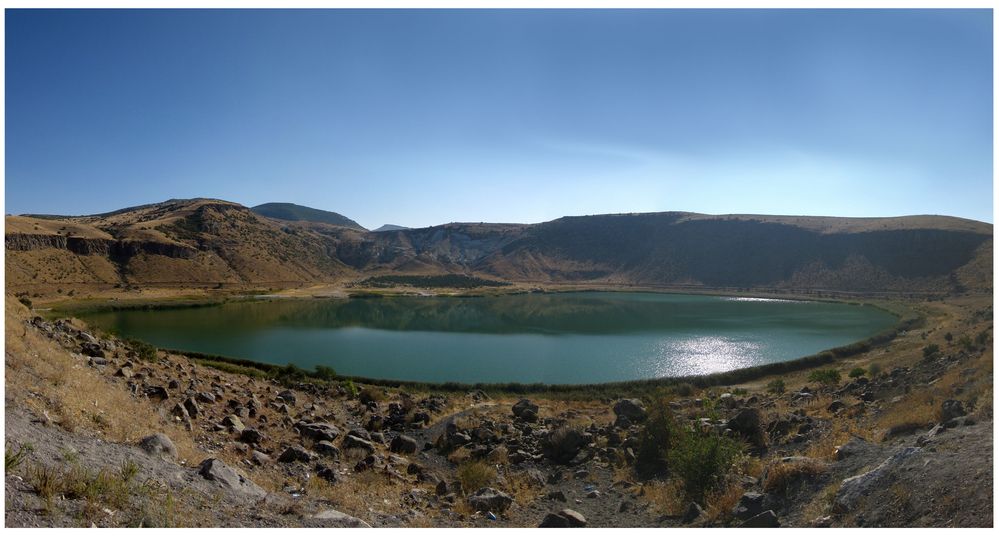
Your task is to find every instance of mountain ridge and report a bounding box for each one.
[5,198,993,295]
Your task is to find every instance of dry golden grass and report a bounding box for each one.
[762,458,828,494]
[5,297,204,464]
[457,460,497,492]
[504,469,545,507]
[702,481,745,523]
[643,479,686,517]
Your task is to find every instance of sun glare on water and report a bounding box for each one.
[652,335,762,377]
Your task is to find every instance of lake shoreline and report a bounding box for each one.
[55,286,918,394]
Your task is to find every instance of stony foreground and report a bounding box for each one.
[4,296,993,527]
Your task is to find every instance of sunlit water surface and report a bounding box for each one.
[79,292,896,384]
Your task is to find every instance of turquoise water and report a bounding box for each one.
[79,292,896,384]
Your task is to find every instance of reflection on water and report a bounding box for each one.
[80,292,896,384]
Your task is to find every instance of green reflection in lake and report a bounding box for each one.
[79,292,897,384]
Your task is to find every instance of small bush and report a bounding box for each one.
[457,460,496,492]
[635,397,742,502]
[868,363,882,377]
[807,369,841,386]
[313,365,337,382]
[974,330,991,347]
[6,442,33,471]
[766,379,786,395]
[673,383,695,397]
[126,339,157,362]
[17,296,32,308]
[544,426,586,464]
[344,379,359,399]
[358,387,384,405]
[922,344,941,360]
[958,335,974,351]
[944,332,953,342]
[848,367,866,379]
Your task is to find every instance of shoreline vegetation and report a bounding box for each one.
[42,284,920,398]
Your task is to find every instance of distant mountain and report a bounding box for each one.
[372,224,410,232]
[5,199,993,295]
[251,203,366,231]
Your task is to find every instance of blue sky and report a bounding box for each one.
[4,9,993,229]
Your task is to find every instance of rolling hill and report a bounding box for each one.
[5,199,993,295]
[251,202,366,230]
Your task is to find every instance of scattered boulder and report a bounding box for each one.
[732,491,768,521]
[512,399,540,422]
[138,433,177,460]
[741,510,780,528]
[727,408,766,449]
[468,487,514,513]
[682,502,704,524]
[277,389,297,405]
[239,428,264,445]
[197,458,266,498]
[81,342,105,358]
[310,509,372,528]
[315,441,341,459]
[558,508,587,527]
[343,434,377,454]
[390,434,418,454]
[298,422,341,442]
[144,386,169,402]
[834,447,922,513]
[613,399,648,422]
[543,427,587,464]
[221,415,245,433]
[277,445,317,464]
[940,400,966,422]
[183,397,201,418]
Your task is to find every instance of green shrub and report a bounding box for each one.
[868,362,882,377]
[634,397,742,502]
[975,330,991,347]
[848,367,866,378]
[766,379,786,395]
[807,369,841,386]
[344,379,359,399]
[958,335,974,351]
[944,332,953,342]
[17,296,32,308]
[126,339,157,362]
[673,383,695,397]
[922,344,940,360]
[5,442,33,471]
[313,365,337,382]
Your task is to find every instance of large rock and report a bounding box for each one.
[613,399,648,422]
[390,434,418,454]
[727,408,766,449]
[298,422,341,442]
[543,428,587,464]
[278,445,317,463]
[197,458,266,498]
[834,447,921,513]
[731,492,768,521]
[138,433,177,460]
[512,399,540,422]
[343,434,377,454]
[309,509,372,528]
[557,508,586,527]
[468,487,514,513]
[941,400,966,422]
[740,510,780,528]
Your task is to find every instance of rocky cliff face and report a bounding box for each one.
[4,200,993,293]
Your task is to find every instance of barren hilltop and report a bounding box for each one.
[4,198,993,297]
[4,198,993,528]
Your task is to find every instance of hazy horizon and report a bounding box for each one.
[5,9,994,229]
